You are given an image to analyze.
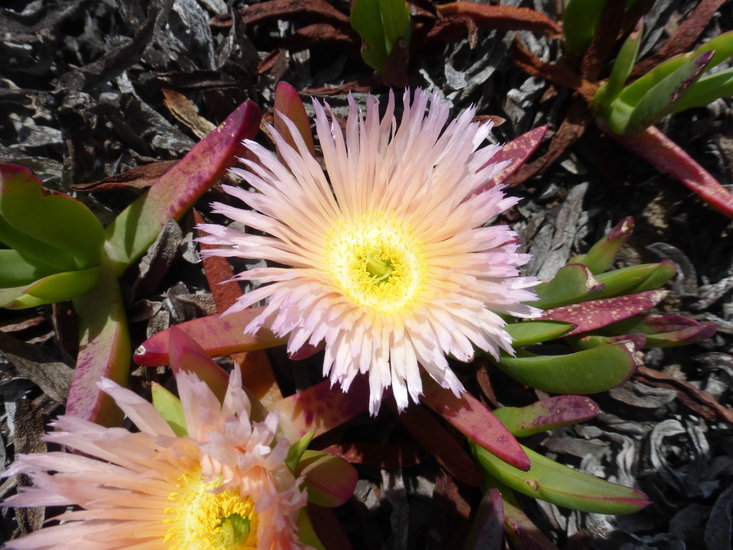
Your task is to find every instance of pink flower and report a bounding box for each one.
[3,367,308,549]
[198,89,538,414]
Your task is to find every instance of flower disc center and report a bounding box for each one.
[327,214,425,313]
[164,472,258,550]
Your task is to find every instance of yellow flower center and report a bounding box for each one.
[327,213,426,313]
[164,471,258,550]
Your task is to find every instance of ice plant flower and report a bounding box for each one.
[2,367,308,549]
[198,89,539,414]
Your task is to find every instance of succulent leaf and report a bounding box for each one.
[496,342,638,394]
[295,450,358,507]
[472,442,650,514]
[531,264,604,309]
[493,396,600,437]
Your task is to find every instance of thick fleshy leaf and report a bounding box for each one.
[295,450,358,507]
[0,212,76,273]
[166,327,230,402]
[22,267,101,302]
[0,164,104,270]
[497,342,639,394]
[505,320,575,346]
[274,81,315,156]
[602,314,717,347]
[569,216,634,273]
[420,377,529,471]
[669,66,733,113]
[66,270,130,425]
[472,442,650,514]
[607,50,714,135]
[593,19,643,110]
[464,488,504,550]
[562,0,606,54]
[151,383,187,436]
[594,261,676,298]
[536,290,668,335]
[104,100,262,274]
[0,249,57,287]
[133,308,286,366]
[286,432,315,473]
[569,333,647,350]
[493,396,600,437]
[269,378,369,443]
[531,264,603,309]
[350,0,411,72]
[479,125,549,190]
[610,125,733,216]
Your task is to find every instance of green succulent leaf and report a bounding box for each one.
[505,320,576,346]
[471,442,650,514]
[493,396,600,437]
[496,342,638,394]
[562,0,606,54]
[0,165,104,270]
[668,67,733,113]
[594,20,643,109]
[0,267,102,309]
[0,249,57,287]
[151,383,187,436]
[351,0,411,72]
[594,261,676,298]
[285,432,315,473]
[606,50,714,134]
[570,217,634,274]
[601,314,717,347]
[531,264,603,309]
[296,510,327,550]
[0,165,103,271]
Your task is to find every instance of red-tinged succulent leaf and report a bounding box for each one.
[570,216,634,274]
[295,450,358,508]
[435,2,561,37]
[609,125,733,217]
[167,327,230,401]
[603,314,717,347]
[269,378,369,443]
[274,81,316,156]
[476,125,548,191]
[472,442,651,514]
[398,402,483,486]
[464,488,504,550]
[497,342,639,394]
[66,271,130,425]
[289,341,324,361]
[536,290,669,335]
[531,264,604,310]
[104,100,262,274]
[420,377,529,471]
[133,308,286,366]
[0,164,104,271]
[493,396,600,438]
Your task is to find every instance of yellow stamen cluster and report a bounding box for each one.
[164,471,258,550]
[327,213,425,313]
